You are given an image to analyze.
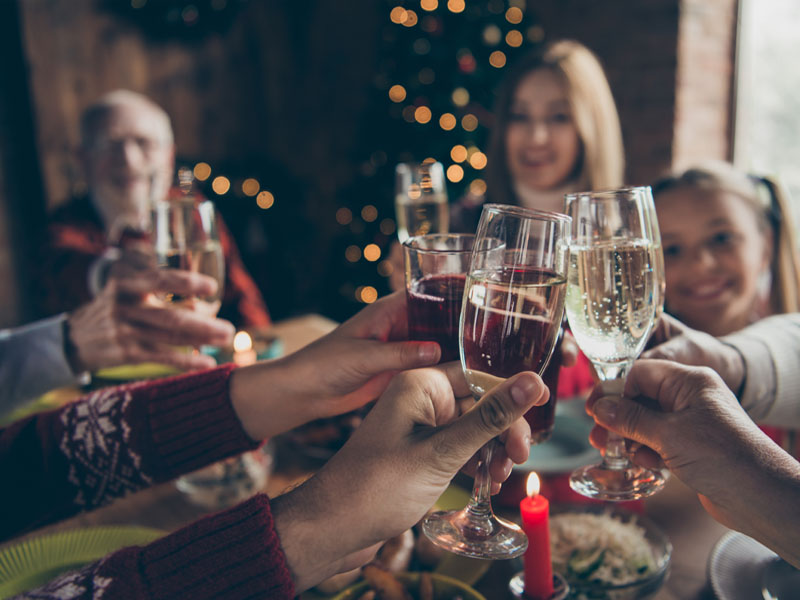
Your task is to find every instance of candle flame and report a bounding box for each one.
[233,331,253,352]
[526,472,540,497]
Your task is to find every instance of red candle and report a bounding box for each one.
[520,472,553,599]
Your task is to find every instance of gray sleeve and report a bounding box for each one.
[0,314,81,416]
[721,314,800,427]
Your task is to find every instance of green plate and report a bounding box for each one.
[94,363,180,381]
[0,526,164,598]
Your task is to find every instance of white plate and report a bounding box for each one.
[512,398,601,474]
[708,531,777,600]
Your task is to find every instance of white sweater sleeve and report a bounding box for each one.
[721,314,800,427]
[0,314,81,416]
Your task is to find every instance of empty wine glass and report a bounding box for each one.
[564,186,666,500]
[395,161,449,243]
[422,204,570,559]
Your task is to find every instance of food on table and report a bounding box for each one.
[550,511,656,586]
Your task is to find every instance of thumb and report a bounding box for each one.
[358,340,441,373]
[432,372,547,470]
[591,395,662,451]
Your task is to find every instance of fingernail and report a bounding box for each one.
[511,375,536,406]
[594,397,618,423]
[418,343,440,363]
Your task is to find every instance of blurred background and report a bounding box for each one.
[0,0,796,327]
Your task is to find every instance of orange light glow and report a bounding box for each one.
[526,472,540,497]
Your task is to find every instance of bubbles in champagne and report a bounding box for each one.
[565,238,658,368]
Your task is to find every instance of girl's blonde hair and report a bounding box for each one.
[487,39,625,204]
[652,161,800,315]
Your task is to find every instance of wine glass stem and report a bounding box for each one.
[595,368,631,470]
[467,440,495,520]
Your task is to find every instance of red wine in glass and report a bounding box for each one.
[407,273,465,362]
[461,266,566,442]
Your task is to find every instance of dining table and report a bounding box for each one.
[0,313,732,599]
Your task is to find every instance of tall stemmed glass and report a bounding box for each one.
[564,187,666,500]
[422,204,570,559]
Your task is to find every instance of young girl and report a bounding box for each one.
[653,161,800,454]
[653,161,800,337]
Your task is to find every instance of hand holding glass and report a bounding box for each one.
[564,187,666,500]
[422,204,570,560]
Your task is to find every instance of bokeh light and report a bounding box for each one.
[361,205,378,222]
[420,0,438,10]
[389,84,407,102]
[336,207,353,225]
[377,260,394,277]
[450,144,468,163]
[506,30,523,47]
[418,67,435,85]
[439,113,456,130]
[357,286,379,304]
[193,162,211,181]
[462,114,479,131]
[469,151,488,169]
[447,0,465,13]
[241,178,259,197]
[212,176,230,195]
[505,6,523,24]
[489,50,507,68]
[390,6,407,24]
[346,245,362,262]
[256,190,274,209]
[415,106,432,124]
[470,179,488,196]
[364,244,381,262]
[403,9,418,26]
[402,106,417,122]
[379,218,396,235]
[482,24,501,45]
[446,164,464,182]
[451,87,470,107]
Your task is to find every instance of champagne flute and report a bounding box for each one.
[564,187,666,501]
[422,204,570,559]
[395,160,449,243]
[150,192,225,317]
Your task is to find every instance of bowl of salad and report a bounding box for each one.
[549,504,671,599]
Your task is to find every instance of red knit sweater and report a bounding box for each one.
[0,365,295,599]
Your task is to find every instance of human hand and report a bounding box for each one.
[272,363,548,592]
[230,291,442,440]
[643,313,745,395]
[586,359,800,545]
[66,267,234,373]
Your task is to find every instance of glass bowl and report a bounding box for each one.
[550,504,672,600]
[331,572,485,600]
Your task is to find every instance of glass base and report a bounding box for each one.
[509,571,569,600]
[422,509,528,560]
[569,461,667,501]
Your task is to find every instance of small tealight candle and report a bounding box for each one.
[520,472,554,599]
[233,331,257,366]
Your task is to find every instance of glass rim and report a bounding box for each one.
[482,203,572,224]
[402,232,476,254]
[152,196,214,208]
[564,186,653,201]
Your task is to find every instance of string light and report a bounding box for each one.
[451,87,469,107]
[439,113,456,130]
[346,245,362,262]
[451,144,468,163]
[336,207,353,225]
[361,205,378,222]
[193,162,211,181]
[364,244,381,262]
[420,0,438,10]
[212,176,230,195]
[506,30,523,47]
[446,164,464,182]
[390,6,407,24]
[505,6,523,24]
[357,286,379,304]
[403,9,418,26]
[389,84,407,102]
[414,106,432,124]
[241,178,259,196]
[462,114,478,131]
[447,0,465,13]
[489,50,507,68]
[256,190,274,209]
[469,151,488,169]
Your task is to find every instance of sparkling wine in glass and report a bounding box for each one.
[395,161,449,243]
[564,187,666,501]
[151,190,225,318]
[422,204,570,560]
